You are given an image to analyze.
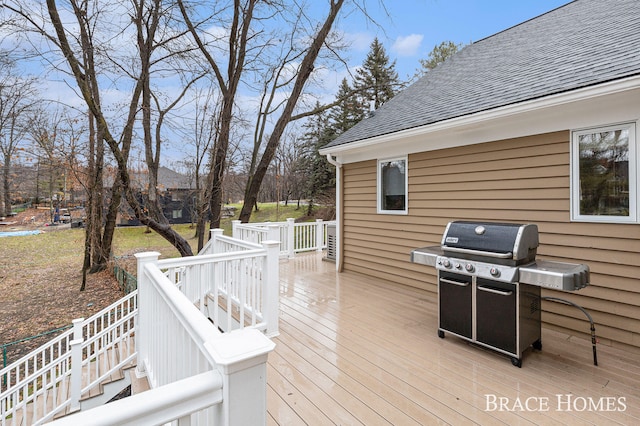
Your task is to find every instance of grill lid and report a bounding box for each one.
[441,221,538,264]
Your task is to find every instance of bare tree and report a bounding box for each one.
[27,107,68,221]
[4,0,200,263]
[238,0,345,222]
[185,86,219,246]
[132,0,206,227]
[0,60,36,217]
[178,0,259,232]
[4,0,376,263]
[178,0,347,227]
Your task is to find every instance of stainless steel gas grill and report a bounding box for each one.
[411,221,590,367]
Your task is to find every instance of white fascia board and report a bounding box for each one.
[319,75,640,164]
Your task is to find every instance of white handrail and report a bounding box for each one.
[49,371,223,426]
[233,219,336,258]
[77,294,137,404]
[134,252,275,425]
[3,233,278,426]
[136,260,221,390]
[158,237,280,338]
[0,291,138,425]
[159,248,266,269]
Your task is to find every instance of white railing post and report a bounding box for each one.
[286,218,295,258]
[261,240,280,337]
[267,224,279,242]
[134,251,160,378]
[232,220,241,239]
[210,228,224,254]
[69,317,84,413]
[206,329,275,426]
[315,219,324,252]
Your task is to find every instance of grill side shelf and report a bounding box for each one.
[519,260,590,291]
[410,246,443,267]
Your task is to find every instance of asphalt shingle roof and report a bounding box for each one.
[324,0,640,149]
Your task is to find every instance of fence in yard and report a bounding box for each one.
[112,255,138,294]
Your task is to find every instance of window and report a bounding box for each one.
[571,123,637,222]
[172,209,183,219]
[378,157,407,214]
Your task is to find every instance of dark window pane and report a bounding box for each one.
[381,160,406,211]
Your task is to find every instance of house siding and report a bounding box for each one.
[341,131,640,353]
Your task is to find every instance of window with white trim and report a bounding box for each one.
[377,157,407,214]
[571,122,637,222]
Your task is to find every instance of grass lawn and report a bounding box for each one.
[0,202,310,363]
[113,202,309,258]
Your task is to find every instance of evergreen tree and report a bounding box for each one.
[296,105,335,212]
[296,44,400,214]
[329,78,366,135]
[418,41,463,76]
[353,38,401,111]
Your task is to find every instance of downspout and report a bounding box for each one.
[325,154,344,272]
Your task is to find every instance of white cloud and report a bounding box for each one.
[392,34,424,57]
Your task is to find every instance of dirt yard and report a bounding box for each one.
[0,208,124,365]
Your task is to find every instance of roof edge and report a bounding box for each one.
[320,74,640,157]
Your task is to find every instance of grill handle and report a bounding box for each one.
[440,278,470,287]
[477,285,513,296]
[443,246,513,259]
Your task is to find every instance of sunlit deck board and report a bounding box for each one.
[268,254,640,425]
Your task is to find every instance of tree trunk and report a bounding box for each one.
[179,0,258,230]
[2,156,10,217]
[47,0,194,259]
[238,0,344,223]
[82,110,97,289]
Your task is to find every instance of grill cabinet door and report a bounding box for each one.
[438,272,472,339]
[476,279,516,354]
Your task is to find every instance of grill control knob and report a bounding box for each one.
[490,267,500,277]
[442,259,451,268]
[465,263,474,273]
[455,263,462,270]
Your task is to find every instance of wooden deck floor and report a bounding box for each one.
[267,253,640,425]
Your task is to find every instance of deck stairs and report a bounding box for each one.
[3,339,149,426]
[1,290,140,426]
[3,229,288,425]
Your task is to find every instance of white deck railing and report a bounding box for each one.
[163,230,280,337]
[124,252,275,425]
[198,229,263,256]
[233,218,335,258]
[0,292,137,425]
[2,232,278,426]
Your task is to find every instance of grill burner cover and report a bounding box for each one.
[441,221,538,265]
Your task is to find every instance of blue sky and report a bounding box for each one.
[2,1,574,164]
[340,0,571,80]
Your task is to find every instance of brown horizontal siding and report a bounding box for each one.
[413,164,569,184]
[411,177,567,192]
[340,131,640,351]
[541,232,640,254]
